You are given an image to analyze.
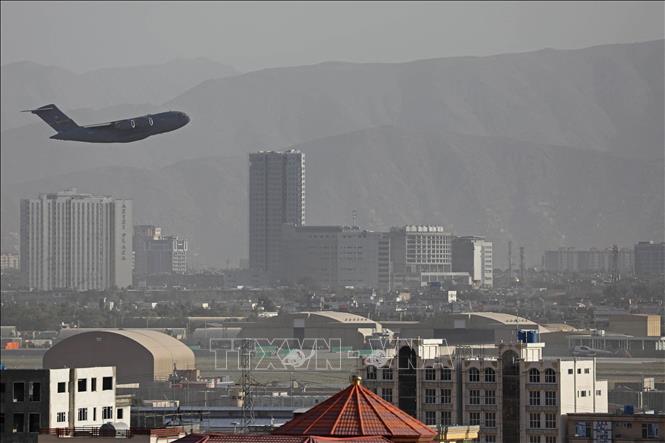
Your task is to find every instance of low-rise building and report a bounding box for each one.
[0,366,128,442]
[565,412,665,442]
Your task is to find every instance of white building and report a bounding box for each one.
[452,236,493,288]
[19,189,132,291]
[1,366,129,438]
[0,253,20,271]
[389,225,452,289]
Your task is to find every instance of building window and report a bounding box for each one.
[366,366,377,380]
[469,412,481,426]
[545,391,557,406]
[425,367,436,381]
[441,411,451,426]
[580,390,587,397]
[642,423,659,438]
[29,414,40,433]
[529,368,541,383]
[12,413,24,433]
[91,378,97,392]
[102,407,113,420]
[382,368,393,380]
[484,368,496,383]
[584,368,590,374]
[485,436,497,443]
[545,437,557,443]
[441,389,451,404]
[529,390,541,406]
[596,390,602,396]
[485,390,496,405]
[93,407,96,421]
[441,367,452,381]
[117,409,124,420]
[469,367,480,382]
[102,377,113,390]
[28,382,40,401]
[78,408,87,422]
[57,382,66,393]
[382,388,393,403]
[425,389,436,404]
[57,412,66,423]
[545,413,556,428]
[77,379,87,392]
[568,369,573,374]
[577,369,582,374]
[485,412,496,428]
[545,368,556,383]
[13,382,25,402]
[529,413,541,429]
[529,437,541,443]
[470,390,480,405]
[425,411,436,426]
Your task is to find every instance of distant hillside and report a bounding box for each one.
[1,41,662,266]
[3,128,662,267]
[1,58,238,130]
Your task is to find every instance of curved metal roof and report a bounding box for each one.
[301,311,377,324]
[459,312,537,325]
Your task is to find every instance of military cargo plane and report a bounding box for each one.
[24,104,190,143]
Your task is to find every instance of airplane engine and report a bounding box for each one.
[114,116,152,130]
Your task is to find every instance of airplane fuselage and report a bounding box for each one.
[50,111,190,143]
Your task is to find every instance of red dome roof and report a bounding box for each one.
[274,377,435,442]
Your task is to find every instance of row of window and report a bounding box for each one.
[75,406,122,422]
[1,382,41,402]
[74,376,113,393]
[425,388,453,404]
[467,411,497,427]
[529,391,558,406]
[529,412,558,429]
[528,437,558,443]
[1,413,41,433]
[423,410,453,426]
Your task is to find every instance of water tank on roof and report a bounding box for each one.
[517,329,539,343]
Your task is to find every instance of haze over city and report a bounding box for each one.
[1,2,664,443]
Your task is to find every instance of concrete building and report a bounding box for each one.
[361,334,607,443]
[133,225,188,279]
[0,367,128,442]
[0,253,20,271]
[634,241,665,276]
[565,412,665,442]
[19,189,132,291]
[452,236,493,288]
[607,314,661,337]
[43,329,195,384]
[542,248,634,274]
[389,225,452,289]
[280,225,391,290]
[249,150,305,282]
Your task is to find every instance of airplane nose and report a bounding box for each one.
[182,113,190,125]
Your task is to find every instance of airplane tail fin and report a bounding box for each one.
[23,104,79,132]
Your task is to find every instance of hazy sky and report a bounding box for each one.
[2,1,663,73]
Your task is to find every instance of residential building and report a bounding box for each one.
[452,236,493,288]
[133,226,188,279]
[634,241,665,276]
[19,189,132,291]
[337,228,391,291]
[542,248,634,274]
[0,366,128,442]
[249,150,305,282]
[361,332,607,443]
[565,412,665,442]
[389,225,452,289]
[0,253,19,272]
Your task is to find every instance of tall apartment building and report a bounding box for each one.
[0,366,129,442]
[362,334,607,443]
[452,236,493,288]
[542,247,634,274]
[634,241,665,276]
[280,225,391,290]
[249,150,305,281]
[389,225,452,289]
[19,189,132,291]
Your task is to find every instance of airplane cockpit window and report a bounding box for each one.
[148,117,154,126]
[130,119,135,128]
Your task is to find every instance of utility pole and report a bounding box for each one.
[519,246,525,287]
[508,241,513,287]
[240,339,255,432]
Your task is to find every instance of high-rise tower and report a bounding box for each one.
[249,150,305,281]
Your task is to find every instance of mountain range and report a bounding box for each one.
[1,40,663,267]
